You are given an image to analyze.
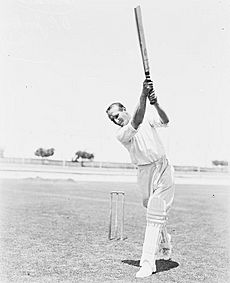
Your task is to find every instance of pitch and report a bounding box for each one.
[0,178,229,282]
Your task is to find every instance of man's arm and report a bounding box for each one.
[131,80,152,130]
[154,103,169,125]
[148,90,169,125]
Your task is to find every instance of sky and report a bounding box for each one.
[0,0,230,166]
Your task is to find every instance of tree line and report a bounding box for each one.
[34,148,94,162]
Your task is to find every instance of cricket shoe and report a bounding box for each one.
[136,260,156,278]
[157,233,172,260]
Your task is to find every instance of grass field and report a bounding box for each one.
[0,178,229,283]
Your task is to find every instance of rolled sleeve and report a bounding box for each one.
[116,123,137,144]
[149,118,168,128]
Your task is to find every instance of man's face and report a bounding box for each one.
[107,105,130,127]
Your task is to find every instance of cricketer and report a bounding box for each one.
[106,79,175,278]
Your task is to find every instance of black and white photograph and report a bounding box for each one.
[0,0,229,282]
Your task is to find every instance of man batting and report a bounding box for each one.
[106,80,175,278]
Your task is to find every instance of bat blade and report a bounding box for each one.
[134,5,151,80]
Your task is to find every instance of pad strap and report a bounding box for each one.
[146,196,167,225]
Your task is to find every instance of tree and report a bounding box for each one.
[72,150,94,162]
[35,148,55,158]
[212,160,228,166]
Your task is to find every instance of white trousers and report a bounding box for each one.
[137,156,175,210]
[137,156,175,267]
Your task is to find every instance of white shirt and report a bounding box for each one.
[116,116,167,165]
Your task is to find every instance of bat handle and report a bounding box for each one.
[149,92,157,105]
[145,73,156,105]
[145,71,151,82]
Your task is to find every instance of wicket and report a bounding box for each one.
[108,191,125,240]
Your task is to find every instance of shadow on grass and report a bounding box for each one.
[122,259,179,273]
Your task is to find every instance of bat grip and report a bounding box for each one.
[145,71,151,82]
[149,92,157,105]
[145,73,156,105]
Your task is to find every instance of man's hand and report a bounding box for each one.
[142,79,154,96]
[148,89,157,105]
[142,79,157,104]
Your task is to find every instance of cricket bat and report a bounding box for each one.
[134,5,151,81]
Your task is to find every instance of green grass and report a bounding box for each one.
[0,178,229,282]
